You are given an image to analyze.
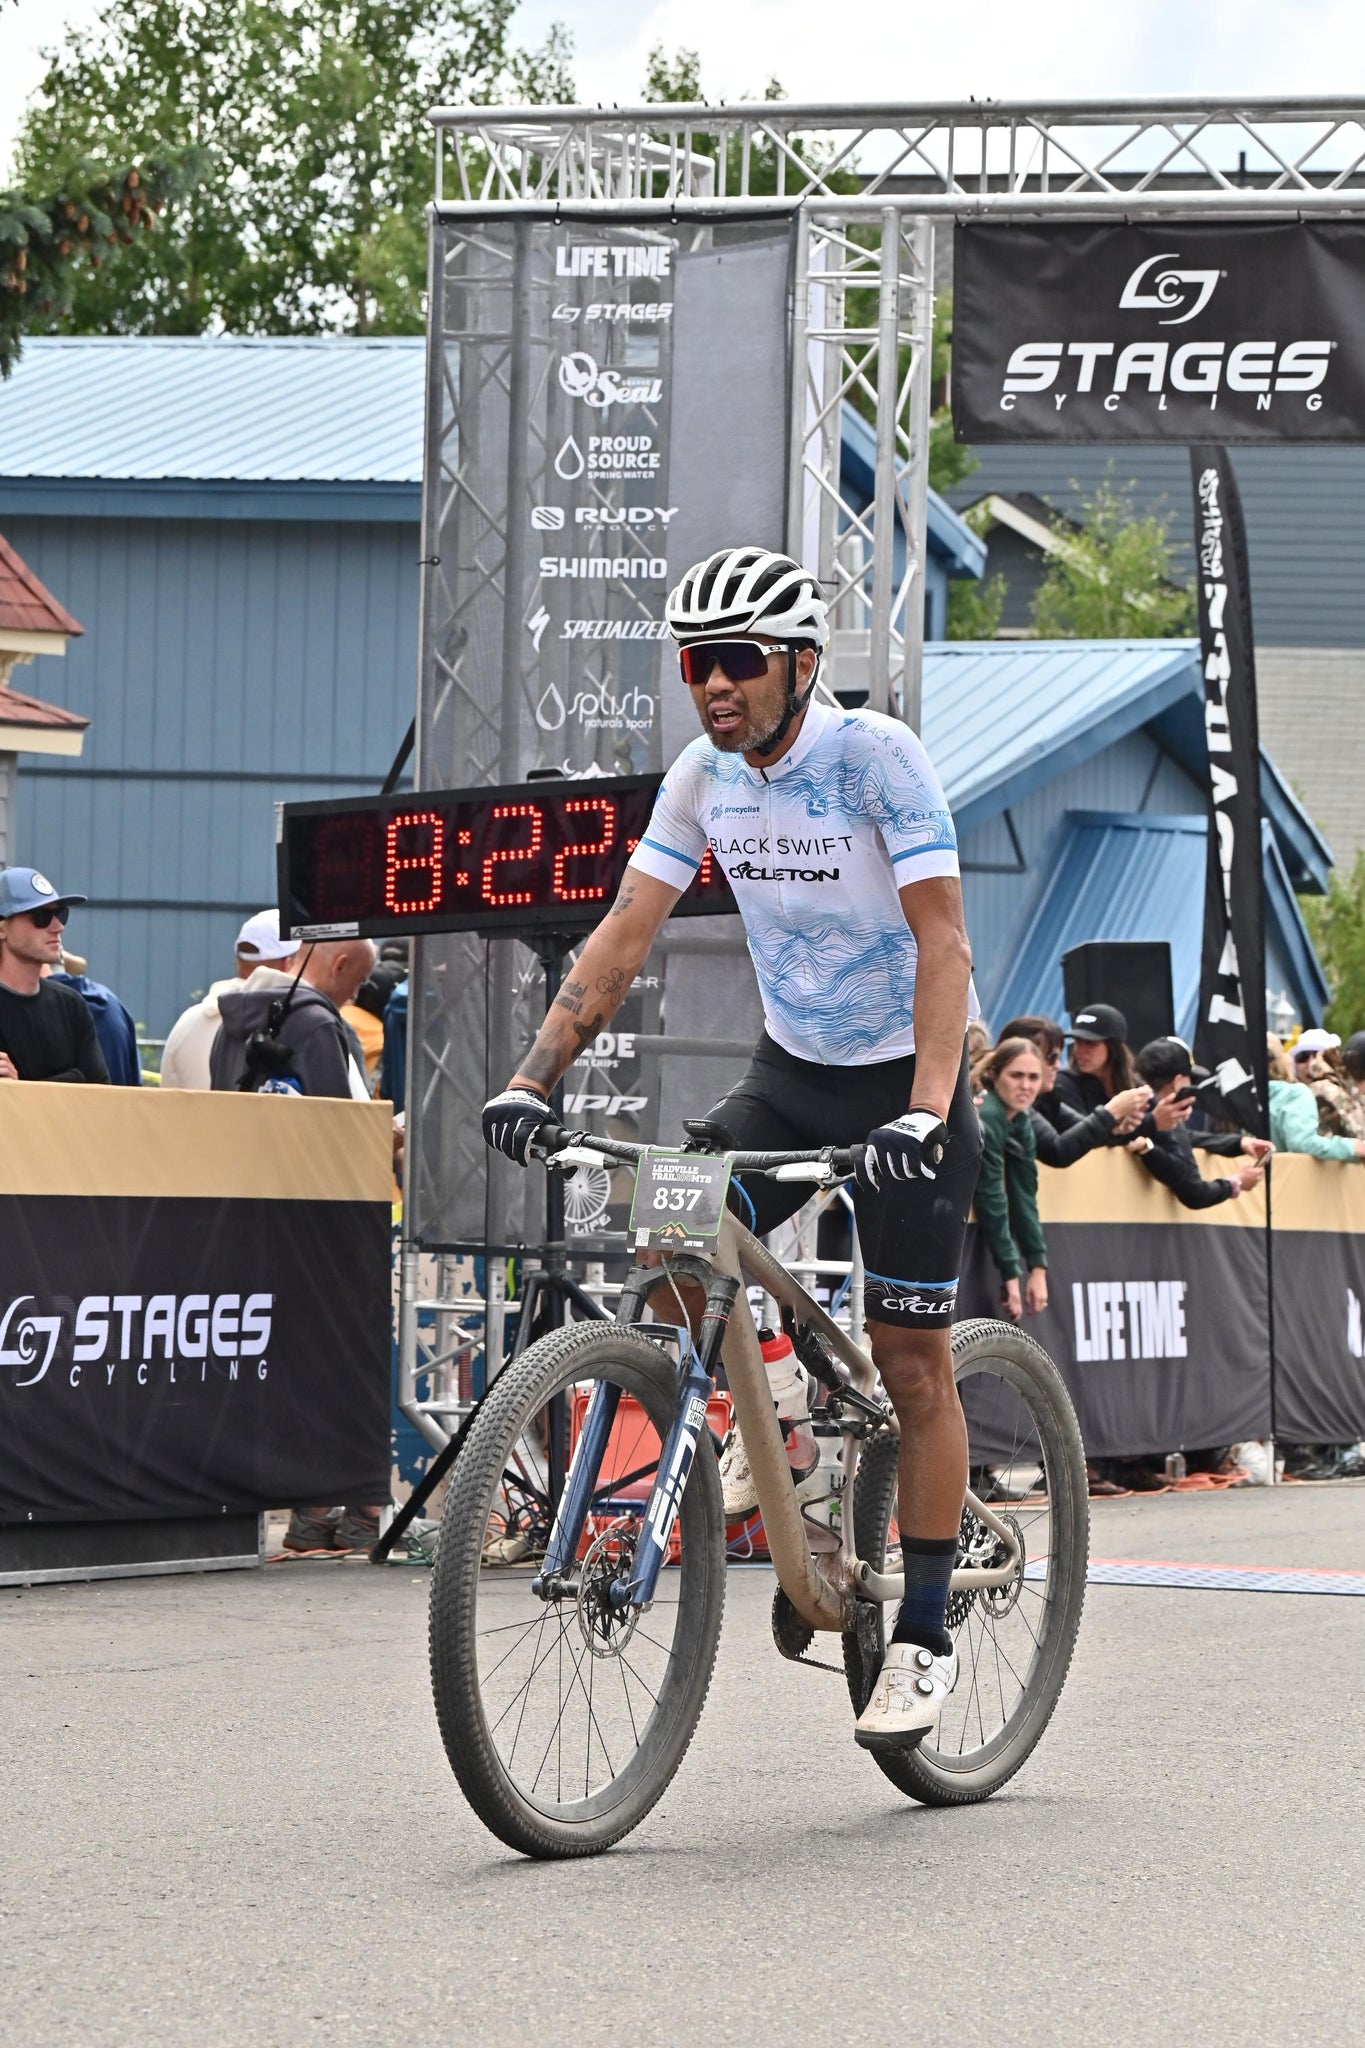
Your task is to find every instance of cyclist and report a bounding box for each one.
[483,545,981,1751]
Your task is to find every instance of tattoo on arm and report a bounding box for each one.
[552,976,589,1019]
[609,878,638,919]
[570,1011,605,1059]
[595,966,627,1003]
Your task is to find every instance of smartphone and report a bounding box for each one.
[1171,1085,1198,1104]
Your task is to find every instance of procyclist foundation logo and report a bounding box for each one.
[0,1290,274,1392]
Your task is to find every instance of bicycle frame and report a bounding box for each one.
[535,1176,1023,1634]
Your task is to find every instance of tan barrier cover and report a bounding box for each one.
[1035,1144,1365,1234]
[0,1082,393,1202]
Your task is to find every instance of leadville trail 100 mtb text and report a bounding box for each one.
[429,1127,1089,1858]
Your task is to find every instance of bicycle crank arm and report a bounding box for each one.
[854,1487,1024,1601]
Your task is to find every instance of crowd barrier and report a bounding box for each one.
[956,1148,1365,1456]
[0,1084,393,1581]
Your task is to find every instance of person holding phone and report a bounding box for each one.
[1132,1036,1271,1207]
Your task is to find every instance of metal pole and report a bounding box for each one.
[786,208,813,563]
[1264,1155,1277,1484]
[868,206,901,719]
[900,218,934,733]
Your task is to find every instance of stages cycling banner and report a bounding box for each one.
[952,220,1365,444]
[1190,447,1269,1136]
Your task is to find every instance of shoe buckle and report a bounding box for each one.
[914,1648,934,1670]
[915,1677,935,1697]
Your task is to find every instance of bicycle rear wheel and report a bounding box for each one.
[429,1320,726,1858]
[844,1317,1088,1806]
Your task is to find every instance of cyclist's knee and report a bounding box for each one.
[871,1325,955,1414]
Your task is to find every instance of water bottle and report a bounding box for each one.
[757,1327,813,1421]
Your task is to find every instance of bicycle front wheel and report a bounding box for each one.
[429,1320,726,1858]
[844,1317,1088,1806]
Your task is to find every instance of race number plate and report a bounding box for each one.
[630,1149,733,1253]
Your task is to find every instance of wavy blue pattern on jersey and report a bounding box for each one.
[744,913,922,1063]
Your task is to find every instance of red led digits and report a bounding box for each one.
[384,810,444,915]
[455,829,472,888]
[552,798,616,902]
[482,803,543,905]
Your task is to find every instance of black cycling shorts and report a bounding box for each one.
[704,1032,982,1331]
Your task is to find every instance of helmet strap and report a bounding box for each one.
[749,646,816,761]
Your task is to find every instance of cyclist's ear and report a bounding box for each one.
[794,645,818,687]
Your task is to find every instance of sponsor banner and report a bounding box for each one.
[1191,448,1268,1134]
[0,1194,391,1522]
[952,220,1365,444]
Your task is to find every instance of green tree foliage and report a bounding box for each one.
[1,152,205,374]
[641,47,851,200]
[1300,852,1365,1035]
[1028,478,1196,640]
[15,0,574,338]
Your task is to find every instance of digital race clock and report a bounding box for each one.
[277,774,736,940]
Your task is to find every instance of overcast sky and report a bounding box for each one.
[2,0,1361,180]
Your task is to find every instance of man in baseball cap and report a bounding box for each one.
[159,907,299,1090]
[1132,1033,1271,1209]
[0,865,107,1083]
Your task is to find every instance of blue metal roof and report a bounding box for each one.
[0,336,426,484]
[986,810,1328,1038]
[839,403,986,578]
[923,638,1201,835]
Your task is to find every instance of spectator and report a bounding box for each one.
[211,937,377,1097]
[1290,1027,1365,1141]
[0,866,108,1083]
[380,974,408,1108]
[996,1011,1151,1165]
[1133,1036,1271,1207]
[972,1036,1049,1323]
[161,910,299,1090]
[48,947,142,1085]
[342,958,407,1093]
[1053,1002,1141,1117]
[967,1017,992,1065]
[1268,1034,1365,1161]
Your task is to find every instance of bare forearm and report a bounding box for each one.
[509,875,661,1094]
[909,939,972,1116]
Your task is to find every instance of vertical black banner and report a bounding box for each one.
[1190,447,1268,1137]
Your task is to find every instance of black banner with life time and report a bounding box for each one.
[952,220,1365,444]
[0,1195,391,1522]
[1191,448,1268,1134]
[958,1213,1365,1457]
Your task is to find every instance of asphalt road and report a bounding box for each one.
[5,1486,1364,2048]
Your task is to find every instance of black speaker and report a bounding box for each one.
[1061,941,1174,1051]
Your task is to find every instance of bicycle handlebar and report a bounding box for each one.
[536,1125,859,1180]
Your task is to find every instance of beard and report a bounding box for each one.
[704,696,785,753]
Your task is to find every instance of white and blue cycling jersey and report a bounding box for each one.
[627,698,978,1066]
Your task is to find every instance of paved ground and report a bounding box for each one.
[5,1486,1364,2048]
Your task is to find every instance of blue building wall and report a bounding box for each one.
[6,513,418,1033]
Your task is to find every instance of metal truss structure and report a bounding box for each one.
[398,97,1365,1455]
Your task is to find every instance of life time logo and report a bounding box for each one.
[0,1291,273,1392]
[999,251,1332,416]
[555,243,673,279]
[558,352,663,410]
[1072,1280,1187,1362]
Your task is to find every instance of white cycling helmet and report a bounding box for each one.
[666,546,830,651]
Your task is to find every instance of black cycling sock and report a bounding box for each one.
[891,1534,957,1655]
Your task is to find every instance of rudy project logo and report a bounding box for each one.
[0,1291,274,1390]
[1118,251,1223,326]
[558,352,664,410]
[531,505,565,531]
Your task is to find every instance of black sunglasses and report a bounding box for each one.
[28,904,70,929]
[678,639,779,688]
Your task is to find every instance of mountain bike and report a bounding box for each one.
[429,1128,1088,1858]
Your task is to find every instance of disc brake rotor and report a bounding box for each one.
[576,1522,643,1660]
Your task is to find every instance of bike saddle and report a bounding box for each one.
[681,1117,739,1153]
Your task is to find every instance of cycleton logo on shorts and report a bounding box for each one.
[1118,251,1223,326]
[558,352,663,410]
[1072,1280,1187,1362]
[866,1281,957,1318]
[0,1291,274,1391]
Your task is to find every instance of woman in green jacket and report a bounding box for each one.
[1266,1036,1365,1160]
[973,1036,1050,1322]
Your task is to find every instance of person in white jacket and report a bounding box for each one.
[159,909,298,1089]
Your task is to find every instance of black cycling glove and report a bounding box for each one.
[482,1086,557,1166]
[855,1109,950,1192]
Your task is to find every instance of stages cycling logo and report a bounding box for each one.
[0,1291,274,1392]
[558,352,663,409]
[1118,251,1223,326]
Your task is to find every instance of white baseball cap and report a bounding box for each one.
[1293,1027,1341,1056]
[235,907,297,962]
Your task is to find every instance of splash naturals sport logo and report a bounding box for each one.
[0,1291,274,1392]
[0,1296,63,1386]
[1118,251,1223,326]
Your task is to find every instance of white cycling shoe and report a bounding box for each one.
[854,1639,960,1750]
[719,1423,822,1521]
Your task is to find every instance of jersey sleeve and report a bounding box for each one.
[626,752,707,892]
[865,717,961,886]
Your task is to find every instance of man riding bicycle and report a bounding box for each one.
[483,545,981,1751]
